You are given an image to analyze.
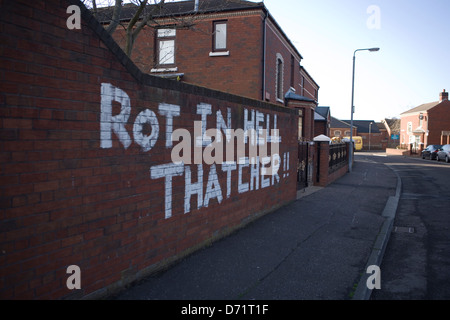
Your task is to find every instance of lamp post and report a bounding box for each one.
[349,47,380,172]
[369,122,373,151]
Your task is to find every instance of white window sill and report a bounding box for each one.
[151,67,178,73]
[276,98,284,103]
[209,51,230,57]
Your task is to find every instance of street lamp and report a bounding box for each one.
[349,47,380,172]
[369,122,373,151]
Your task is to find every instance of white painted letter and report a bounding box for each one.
[185,165,203,214]
[216,108,232,143]
[159,103,180,148]
[238,157,249,194]
[271,154,281,185]
[260,157,271,188]
[250,156,260,191]
[100,83,132,149]
[203,164,223,207]
[150,163,184,219]
[196,103,212,147]
[133,109,159,152]
[222,162,236,199]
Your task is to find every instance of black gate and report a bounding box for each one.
[297,141,309,189]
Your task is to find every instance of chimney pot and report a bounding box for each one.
[440,89,448,102]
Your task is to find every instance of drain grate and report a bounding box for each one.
[394,226,415,233]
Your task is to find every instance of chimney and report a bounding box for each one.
[440,89,448,102]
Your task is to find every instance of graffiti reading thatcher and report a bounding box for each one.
[100,83,289,219]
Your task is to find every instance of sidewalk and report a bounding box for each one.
[111,155,399,300]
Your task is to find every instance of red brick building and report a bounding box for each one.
[330,117,356,138]
[102,0,320,138]
[400,89,450,151]
[314,106,331,138]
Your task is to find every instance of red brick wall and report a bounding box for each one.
[359,132,387,150]
[428,101,450,145]
[0,0,298,299]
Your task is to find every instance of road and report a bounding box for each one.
[360,153,450,300]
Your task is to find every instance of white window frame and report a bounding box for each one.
[407,121,413,134]
[157,28,176,67]
[213,21,227,51]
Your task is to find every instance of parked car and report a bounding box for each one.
[422,144,442,160]
[436,144,450,163]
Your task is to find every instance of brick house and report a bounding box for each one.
[400,89,450,151]
[100,0,320,138]
[330,117,356,138]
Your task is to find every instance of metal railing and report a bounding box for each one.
[329,143,348,173]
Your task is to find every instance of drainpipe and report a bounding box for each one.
[262,8,268,101]
[194,0,199,12]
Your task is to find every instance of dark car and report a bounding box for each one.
[436,144,450,163]
[422,144,442,160]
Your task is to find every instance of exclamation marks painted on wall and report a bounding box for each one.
[283,152,290,178]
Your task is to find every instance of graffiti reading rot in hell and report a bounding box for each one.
[100,83,290,219]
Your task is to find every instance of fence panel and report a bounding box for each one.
[329,143,348,173]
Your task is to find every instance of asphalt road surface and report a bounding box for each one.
[363,153,450,300]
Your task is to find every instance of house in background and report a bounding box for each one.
[343,120,386,150]
[330,118,389,150]
[314,106,331,138]
[400,89,450,151]
[101,0,319,108]
[381,118,401,148]
[330,117,356,138]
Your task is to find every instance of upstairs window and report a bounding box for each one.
[276,55,284,101]
[301,76,305,96]
[407,122,412,134]
[157,28,176,66]
[213,21,227,51]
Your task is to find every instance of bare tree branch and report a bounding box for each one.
[105,0,123,34]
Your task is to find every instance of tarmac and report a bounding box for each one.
[111,154,400,301]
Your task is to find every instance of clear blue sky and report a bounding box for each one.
[261,0,450,122]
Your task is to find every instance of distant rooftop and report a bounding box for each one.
[96,0,265,22]
[342,120,380,133]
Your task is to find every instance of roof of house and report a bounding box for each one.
[383,118,401,134]
[342,120,380,133]
[97,0,265,21]
[284,90,315,103]
[330,117,353,129]
[315,106,330,120]
[300,66,320,89]
[314,112,325,121]
[400,101,440,115]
